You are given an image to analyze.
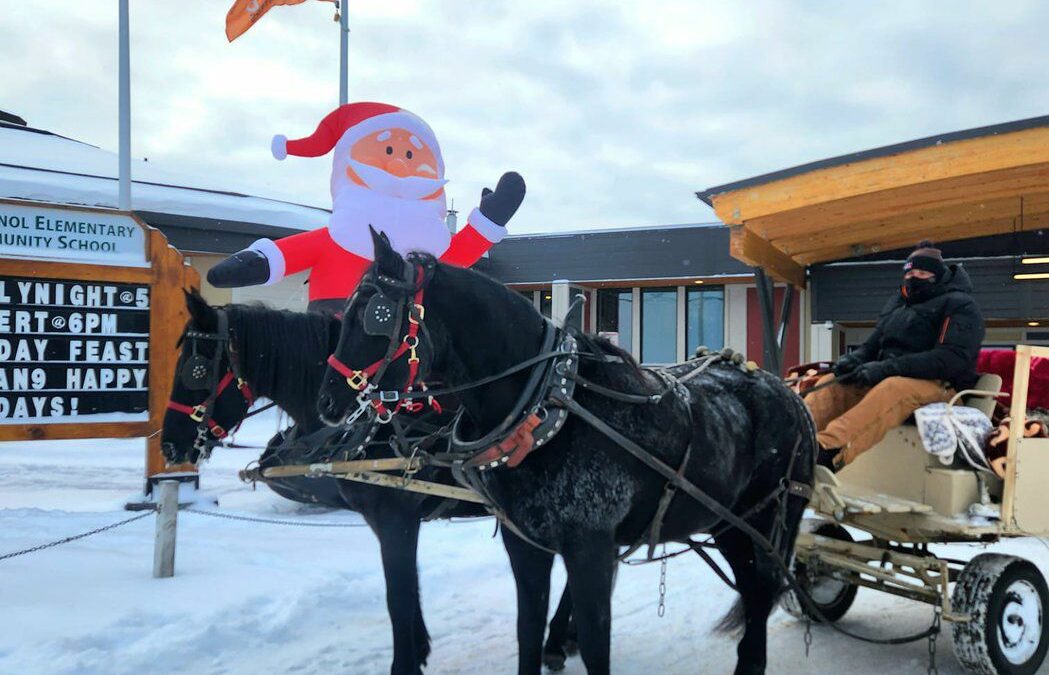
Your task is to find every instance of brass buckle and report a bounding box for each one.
[346,371,368,390]
[211,424,226,438]
[236,377,247,390]
[189,405,207,422]
[408,304,425,324]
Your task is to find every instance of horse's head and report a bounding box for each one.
[161,291,256,464]
[317,229,440,426]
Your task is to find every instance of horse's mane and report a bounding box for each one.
[224,303,335,422]
[570,330,646,377]
[405,252,649,380]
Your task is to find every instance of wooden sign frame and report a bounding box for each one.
[0,199,198,477]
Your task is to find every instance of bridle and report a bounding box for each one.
[324,256,582,467]
[167,309,257,457]
[326,257,439,426]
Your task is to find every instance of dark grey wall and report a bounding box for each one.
[135,211,302,254]
[811,258,1049,322]
[481,225,751,284]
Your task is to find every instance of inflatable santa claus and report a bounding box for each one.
[208,102,525,312]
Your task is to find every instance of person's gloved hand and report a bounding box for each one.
[207,249,270,288]
[832,352,863,376]
[478,171,526,227]
[851,361,894,387]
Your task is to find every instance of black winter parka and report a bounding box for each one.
[852,264,985,391]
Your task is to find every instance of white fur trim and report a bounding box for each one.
[247,238,285,285]
[466,207,506,243]
[271,135,288,160]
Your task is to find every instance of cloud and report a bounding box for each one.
[1,0,1047,233]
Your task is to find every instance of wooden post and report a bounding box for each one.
[1002,345,1033,529]
[153,480,179,578]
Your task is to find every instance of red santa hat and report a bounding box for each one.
[271,102,444,176]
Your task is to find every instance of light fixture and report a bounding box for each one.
[693,280,705,284]
[544,294,552,299]
[1022,257,1049,265]
[1014,273,1049,281]
[1029,322,1041,327]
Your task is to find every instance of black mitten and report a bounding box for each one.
[478,171,526,227]
[207,249,271,288]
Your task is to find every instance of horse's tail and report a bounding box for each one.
[714,598,746,635]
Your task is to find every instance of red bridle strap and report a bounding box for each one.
[326,280,427,395]
[166,371,255,438]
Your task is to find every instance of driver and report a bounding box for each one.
[805,241,985,471]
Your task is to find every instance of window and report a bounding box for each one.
[596,288,632,350]
[540,291,553,318]
[642,288,676,364]
[686,287,725,353]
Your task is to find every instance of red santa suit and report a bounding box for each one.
[246,102,506,304]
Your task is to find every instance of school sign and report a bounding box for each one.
[0,198,198,484]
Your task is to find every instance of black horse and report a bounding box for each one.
[161,293,579,674]
[316,233,816,675]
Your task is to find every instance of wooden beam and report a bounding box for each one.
[795,210,1049,265]
[709,127,1049,225]
[751,162,1049,241]
[729,225,807,288]
[780,191,1049,257]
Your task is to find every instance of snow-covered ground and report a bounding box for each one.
[3,410,1049,674]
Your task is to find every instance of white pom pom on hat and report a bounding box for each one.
[271,135,288,161]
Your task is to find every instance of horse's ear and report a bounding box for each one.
[183,289,217,332]
[370,226,403,278]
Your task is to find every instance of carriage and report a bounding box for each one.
[788,348,1049,675]
[698,115,1049,674]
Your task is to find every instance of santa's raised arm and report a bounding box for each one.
[208,102,525,312]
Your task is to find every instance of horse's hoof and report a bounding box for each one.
[542,652,566,671]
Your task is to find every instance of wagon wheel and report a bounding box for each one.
[782,520,858,623]
[951,553,1049,675]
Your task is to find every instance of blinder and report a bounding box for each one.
[363,291,399,337]
[181,352,215,391]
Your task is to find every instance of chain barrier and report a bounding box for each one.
[182,508,369,528]
[657,544,668,618]
[927,608,941,675]
[0,510,156,563]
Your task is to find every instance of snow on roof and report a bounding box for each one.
[0,124,328,231]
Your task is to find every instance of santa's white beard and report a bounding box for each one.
[328,180,451,260]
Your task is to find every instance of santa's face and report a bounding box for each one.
[347,129,444,200]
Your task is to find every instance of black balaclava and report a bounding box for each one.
[902,240,947,303]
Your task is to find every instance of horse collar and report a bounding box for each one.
[460,329,579,471]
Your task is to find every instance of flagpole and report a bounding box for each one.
[339,0,348,105]
[118,0,131,210]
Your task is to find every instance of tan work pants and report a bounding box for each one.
[805,374,953,466]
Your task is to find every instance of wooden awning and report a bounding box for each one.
[697,115,1049,288]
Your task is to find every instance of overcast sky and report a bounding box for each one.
[3,1,1048,233]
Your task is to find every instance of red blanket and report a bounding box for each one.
[977,349,1049,410]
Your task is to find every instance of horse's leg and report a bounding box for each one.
[714,524,783,675]
[502,528,555,675]
[368,508,426,675]
[542,584,573,671]
[561,530,616,675]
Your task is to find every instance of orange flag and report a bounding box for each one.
[226,0,311,42]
